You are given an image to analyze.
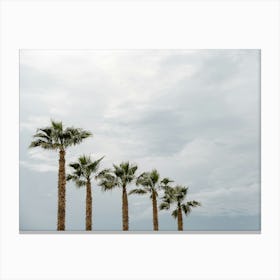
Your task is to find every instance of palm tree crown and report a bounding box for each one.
[67,155,104,186]
[160,185,201,231]
[97,162,138,191]
[130,169,172,197]
[29,120,92,150]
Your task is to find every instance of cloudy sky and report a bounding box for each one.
[19,50,260,231]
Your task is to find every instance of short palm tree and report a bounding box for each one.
[159,186,201,231]
[96,162,138,231]
[129,169,173,231]
[29,120,92,230]
[67,155,104,230]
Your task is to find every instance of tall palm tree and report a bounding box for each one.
[159,186,201,231]
[96,162,138,231]
[66,155,104,230]
[29,120,92,230]
[129,169,173,231]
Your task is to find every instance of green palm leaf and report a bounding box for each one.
[171,209,178,218]
[134,169,167,198]
[96,162,138,190]
[67,155,104,188]
[29,119,92,150]
[159,202,170,210]
[129,188,147,195]
[160,185,201,220]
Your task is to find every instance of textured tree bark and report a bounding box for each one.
[122,186,129,231]
[86,180,92,231]
[152,191,159,231]
[177,207,183,231]
[57,149,66,231]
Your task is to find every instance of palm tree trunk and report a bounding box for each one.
[177,207,183,231]
[122,185,129,231]
[152,191,159,231]
[86,180,92,231]
[57,149,66,231]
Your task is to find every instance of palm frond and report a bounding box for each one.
[150,169,159,184]
[96,168,118,191]
[181,201,201,216]
[29,139,57,150]
[116,162,137,184]
[159,202,170,210]
[66,174,77,181]
[63,127,92,147]
[129,165,138,175]
[99,179,117,191]
[113,164,124,178]
[181,204,191,216]
[32,132,51,141]
[78,155,88,165]
[171,209,178,219]
[95,168,112,179]
[136,169,161,192]
[129,188,147,195]
[87,156,104,173]
[30,124,56,149]
[37,127,53,137]
[69,162,81,170]
[51,119,63,132]
[75,179,87,187]
[187,200,201,207]
[120,162,129,173]
[161,186,176,203]
[160,177,173,189]
[66,173,87,188]
[136,172,150,187]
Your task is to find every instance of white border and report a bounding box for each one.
[1,1,279,279]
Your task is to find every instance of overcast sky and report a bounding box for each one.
[19,50,260,231]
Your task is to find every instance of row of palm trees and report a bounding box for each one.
[30,120,201,231]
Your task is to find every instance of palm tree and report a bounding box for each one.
[96,162,138,231]
[66,155,104,230]
[29,120,92,230]
[129,169,173,231]
[159,186,201,231]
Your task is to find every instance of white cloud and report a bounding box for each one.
[20,160,57,173]
[20,115,52,132]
